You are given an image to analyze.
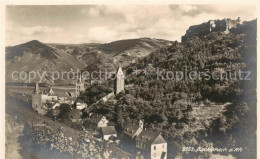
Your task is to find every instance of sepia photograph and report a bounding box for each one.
[4,2,258,159]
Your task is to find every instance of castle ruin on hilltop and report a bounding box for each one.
[181,17,242,42]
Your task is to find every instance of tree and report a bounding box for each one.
[59,103,71,122]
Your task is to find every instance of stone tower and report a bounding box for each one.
[76,73,85,97]
[114,67,125,95]
[32,82,42,111]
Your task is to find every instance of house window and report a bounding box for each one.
[162,144,164,148]
[154,146,156,150]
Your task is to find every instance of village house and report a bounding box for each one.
[121,120,143,140]
[52,102,61,109]
[64,97,77,105]
[75,99,87,110]
[136,131,167,159]
[89,114,109,128]
[101,126,117,140]
[105,144,132,159]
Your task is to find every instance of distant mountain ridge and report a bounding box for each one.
[6,38,173,83]
[6,40,85,84]
[47,38,174,73]
[6,40,57,60]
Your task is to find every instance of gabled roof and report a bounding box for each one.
[136,130,166,144]
[90,114,107,123]
[116,67,124,76]
[152,134,167,144]
[101,126,117,135]
[76,99,84,103]
[43,87,55,95]
[122,123,140,138]
[66,97,77,101]
[107,145,132,158]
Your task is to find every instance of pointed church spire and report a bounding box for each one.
[49,86,54,95]
[116,66,124,76]
[75,72,85,97]
[34,82,40,94]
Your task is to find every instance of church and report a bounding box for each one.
[31,82,59,115]
[75,73,85,97]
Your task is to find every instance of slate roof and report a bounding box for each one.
[89,114,104,123]
[107,145,132,158]
[76,99,84,103]
[66,97,77,102]
[101,126,117,135]
[43,87,55,95]
[122,123,140,138]
[136,130,166,144]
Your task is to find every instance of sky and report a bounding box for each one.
[5,4,257,46]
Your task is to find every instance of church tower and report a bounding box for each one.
[32,82,42,111]
[114,66,125,95]
[76,73,85,97]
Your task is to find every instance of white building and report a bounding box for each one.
[136,130,167,159]
[101,126,117,140]
[75,99,87,110]
[89,114,109,128]
[122,120,143,140]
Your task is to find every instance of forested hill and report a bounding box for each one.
[84,19,256,158]
[125,20,256,103]
[122,19,257,158]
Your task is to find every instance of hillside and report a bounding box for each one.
[6,40,85,84]
[6,38,173,84]
[6,40,57,60]
[48,38,174,73]
[84,19,256,158]
[6,94,102,158]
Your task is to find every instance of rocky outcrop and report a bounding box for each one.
[182,18,241,42]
